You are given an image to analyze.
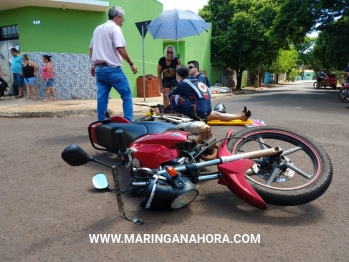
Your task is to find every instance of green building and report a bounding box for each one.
[0,0,219,99]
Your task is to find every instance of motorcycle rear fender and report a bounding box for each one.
[88,116,130,145]
[217,129,267,210]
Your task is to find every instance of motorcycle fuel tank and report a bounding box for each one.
[129,130,189,169]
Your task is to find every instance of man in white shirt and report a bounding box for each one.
[89,6,138,122]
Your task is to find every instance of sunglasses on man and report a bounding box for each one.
[188,66,196,69]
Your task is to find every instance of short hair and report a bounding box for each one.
[10,48,18,53]
[108,6,125,20]
[22,54,29,60]
[43,55,52,61]
[187,60,200,71]
[164,45,176,59]
[176,65,189,79]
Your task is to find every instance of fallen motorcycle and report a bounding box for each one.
[61,111,333,224]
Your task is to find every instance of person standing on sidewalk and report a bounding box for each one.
[158,45,181,107]
[89,6,138,122]
[41,55,57,102]
[9,48,24,98]
[22,54,38,100]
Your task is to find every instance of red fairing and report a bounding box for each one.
[129,130,189,169]
[217,129,267,210]
[110,116,131,123]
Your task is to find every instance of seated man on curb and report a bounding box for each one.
[168,65,251,121]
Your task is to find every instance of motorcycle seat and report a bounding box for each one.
[94,122,177,153]
[133,121,178,134]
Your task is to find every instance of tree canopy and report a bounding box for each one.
[200,0,349,85]
[200,0,279,89]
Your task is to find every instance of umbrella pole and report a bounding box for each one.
[177,39,180,59]
[142,25,146,102]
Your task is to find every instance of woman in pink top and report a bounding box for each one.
[41,55,57,101]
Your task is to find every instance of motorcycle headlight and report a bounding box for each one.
[140,177,198,210]
[170,177,198,209]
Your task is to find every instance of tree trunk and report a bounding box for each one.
[236,68,244,89]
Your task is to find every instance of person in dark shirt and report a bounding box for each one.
[0,76,9,98]
[187,60,210,88]
[169,66,251,121]
[22,54,38,100]
[158,45,181,107]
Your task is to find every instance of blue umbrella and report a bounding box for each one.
[147,9,210,57]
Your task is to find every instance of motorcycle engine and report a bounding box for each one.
[177,121,216,160]
[177,121,212,140]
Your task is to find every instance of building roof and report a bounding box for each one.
[0,0,109,12]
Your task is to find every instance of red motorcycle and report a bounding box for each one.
[62,112,332,224]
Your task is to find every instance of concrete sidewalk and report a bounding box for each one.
[0,87,263,118]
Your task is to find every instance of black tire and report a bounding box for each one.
[227,126,332,206]
[338,87,349,103]
[313,82,318,89]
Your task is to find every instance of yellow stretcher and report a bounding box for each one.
[207,119,253,126]
[145,112,253,126]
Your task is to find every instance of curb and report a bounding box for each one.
[0,109,97,118]
[0,88,262,118]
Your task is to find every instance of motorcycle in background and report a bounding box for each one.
[338,81,349,103]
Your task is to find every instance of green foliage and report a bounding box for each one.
[270,0,349,46]
[269,47,299,74]
[289,68,299,82]
[200,0,279,89]
[293,36,317,68]
[312,16,349,71]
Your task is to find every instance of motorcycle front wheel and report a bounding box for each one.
[227,126,333,206]
[338,87,349,103]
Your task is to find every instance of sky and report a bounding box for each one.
[157,0,208,14]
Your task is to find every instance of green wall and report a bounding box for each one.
[162,23,221,87]
[0,7,106,53]
[0,0,217,97]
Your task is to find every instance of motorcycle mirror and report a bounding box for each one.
[61,144,93,166]
[92,173,109,190]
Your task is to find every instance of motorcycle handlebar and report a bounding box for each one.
[133,147,283,176]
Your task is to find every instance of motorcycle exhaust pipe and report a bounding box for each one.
[199,145,218,161]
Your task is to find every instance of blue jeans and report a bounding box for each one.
[13,73,24,87]
[95,66,133,122]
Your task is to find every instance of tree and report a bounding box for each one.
[271,0,349,46]
[312,16,349,71]
[294,36,317,69]
[269,47,299,76]
[200,0,279,89]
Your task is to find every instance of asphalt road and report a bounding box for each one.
[1,81,348,261]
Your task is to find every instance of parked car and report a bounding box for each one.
[327,73,337,89]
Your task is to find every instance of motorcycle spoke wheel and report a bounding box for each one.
[227,126,333,206]
[338,87,349,103]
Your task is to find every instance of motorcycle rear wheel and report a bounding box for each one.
[227,126,332,206]
[338,87,349,103]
